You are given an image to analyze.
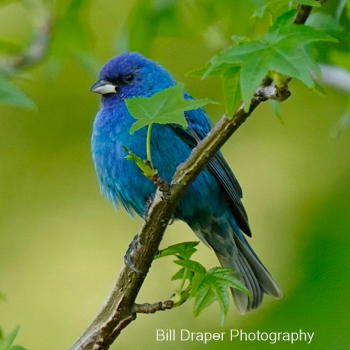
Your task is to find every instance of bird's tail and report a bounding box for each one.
[216,233,282,314]
[191,214,282,314]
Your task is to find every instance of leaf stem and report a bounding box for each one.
[147,123,153,162]
[179,268,188,293]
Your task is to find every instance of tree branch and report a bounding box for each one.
[68,4,319,350]
[132,300,174,314]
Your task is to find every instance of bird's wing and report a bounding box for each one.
[169,99,251,236]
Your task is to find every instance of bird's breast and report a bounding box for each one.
[91,104,222,219]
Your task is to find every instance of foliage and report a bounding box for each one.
[0,326,27,350]
[1,0,350,127]
[0,294,26,350]
[0,74,34,108]
[1,0,350,342]
[125,83,217,134]
[118,2,348,325]
[122,145,157,178]
[200,10,337,111]
[188,64,242,117]
[155,242,250,324]
[124,82,216,169]
[250,0,321,20]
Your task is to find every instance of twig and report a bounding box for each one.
[132,300,174,314]
[294,3,313,24]
[68,4,319,350]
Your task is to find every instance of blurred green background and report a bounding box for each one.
[1,0,350,349]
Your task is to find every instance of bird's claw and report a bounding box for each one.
[124,234,142,273]
[168,215,175,225]
[144,195,175,225]
[143,194,157,223]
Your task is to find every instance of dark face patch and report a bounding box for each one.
[105,73,123,86]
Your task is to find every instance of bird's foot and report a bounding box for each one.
[124,234,142,273]
[168,215,175,225]
[144,192,175,225]
[125,234,162,270]
[143,194,155,220]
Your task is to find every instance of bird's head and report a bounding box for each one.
[90,52,175,104]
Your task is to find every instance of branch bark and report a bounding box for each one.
[68,4,320,350]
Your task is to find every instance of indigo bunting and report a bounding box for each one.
[90,52,281,314]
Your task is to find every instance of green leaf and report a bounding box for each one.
[208,267,250,294]
[265,10,297,43]
[306,13,344,31]
[122,145,156,178]
[155,241,200,260]
[275,24,337,46]
[193,282,217,317]
[171,267,186,280]
[266,12,335,45]
[239,48,269,111]
[0,326,19,350]
[188,63,241,117]
[192,267,250,322]
[188,63,242,117]
[251,0,290,20]
[186,63,231,77]
[251,0,320,18]
[190,271,207,297]
[208,276,231,325]
[126,83,217,134]
[0,74,35,108]
[204,11,337,111]
[204,40,269,80]
[222,66,242,118]
[9,346,27,350]
[174,259,206,275]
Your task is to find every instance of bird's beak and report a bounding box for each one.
[90,79,117,94]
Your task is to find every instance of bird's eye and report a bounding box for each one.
[124,73,134,83]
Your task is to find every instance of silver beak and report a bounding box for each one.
[90,79,117,94]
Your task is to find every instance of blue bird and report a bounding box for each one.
[90,52,281,314]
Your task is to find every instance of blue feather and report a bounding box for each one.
[91,52,282,313]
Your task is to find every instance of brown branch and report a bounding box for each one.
[294,4,313,25]
[133,300,174,314]
[68,4,319,350]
